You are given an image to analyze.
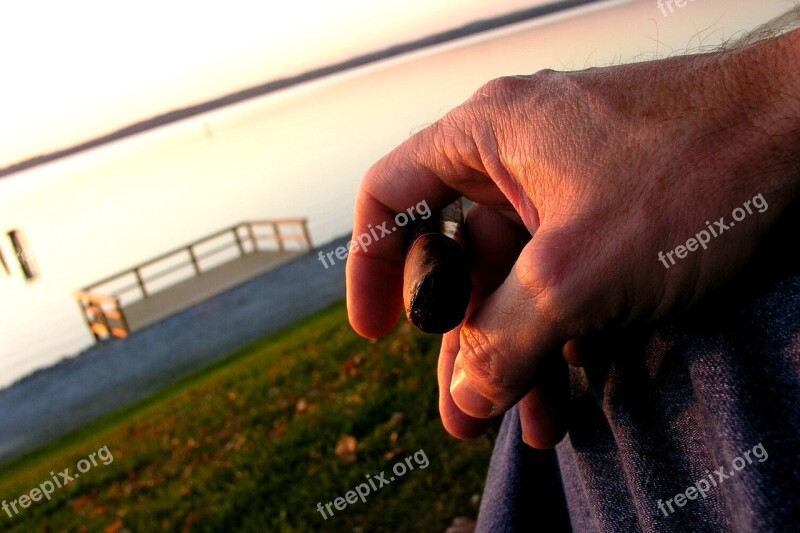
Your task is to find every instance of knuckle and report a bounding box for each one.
[515,241,578,331]
[428,112,491,179]
[431,114,463,149]
[458,326,506,394]
[472,75,529,102]
[472,70,563,102]
[517,248,561,300]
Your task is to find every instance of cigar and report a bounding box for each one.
[403,199,471,334]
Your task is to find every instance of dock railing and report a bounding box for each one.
[75,219,311,340]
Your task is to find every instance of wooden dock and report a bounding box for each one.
[75,220,311,341]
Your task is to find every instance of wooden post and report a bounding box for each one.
[114,298,131,338]
[247,222,258,253]
[92,303,111,339]
[188,245,201,275]
[77,298,101,341]
[134,267,148,298]
[273,222,284,252]
[233,226,245,257]
[301,220,313,250]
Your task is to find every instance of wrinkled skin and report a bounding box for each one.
[347,30,800,448]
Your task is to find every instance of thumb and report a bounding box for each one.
[450,239,568,418]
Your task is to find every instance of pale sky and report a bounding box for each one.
[0,0,549,168]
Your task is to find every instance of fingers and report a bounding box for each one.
[518,357,569,449]
[438,327,493,439]
[563,338,590,367]
[449,240,566,419]
[347,113,513,339]
[439,206,569,448]
[347,101,571,443]
[345,250,405,339]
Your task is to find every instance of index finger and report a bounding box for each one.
[346,116,510,338]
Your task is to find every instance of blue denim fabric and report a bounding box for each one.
[477,262,800,532]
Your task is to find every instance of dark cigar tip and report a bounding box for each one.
[404,234,471,334]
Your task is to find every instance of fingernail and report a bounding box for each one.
[450,367,494,418]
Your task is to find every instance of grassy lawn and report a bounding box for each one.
[0,301,492,532]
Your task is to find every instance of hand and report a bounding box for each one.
[346,30,800,447]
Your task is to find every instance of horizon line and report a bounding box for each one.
[0,0,598,179]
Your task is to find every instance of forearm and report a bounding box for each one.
[720,26,800,212]
[732,25,800,139]
[734,5,800,146]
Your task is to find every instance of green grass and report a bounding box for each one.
[0,301,492,532]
